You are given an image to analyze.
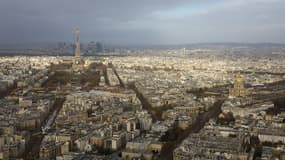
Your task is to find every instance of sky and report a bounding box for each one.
[0,0,285,46]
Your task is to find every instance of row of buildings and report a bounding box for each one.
[39,88,164,160]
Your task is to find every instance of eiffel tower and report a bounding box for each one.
[72,28,84,71]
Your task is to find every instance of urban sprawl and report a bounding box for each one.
[0,31,285,160]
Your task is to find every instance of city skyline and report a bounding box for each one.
[0,1,285,160]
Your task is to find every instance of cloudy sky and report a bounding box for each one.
[0,0,285,45]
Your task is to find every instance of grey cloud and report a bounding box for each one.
[0,0,284,45]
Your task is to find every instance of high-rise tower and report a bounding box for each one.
[75,28,80,57]
[72,28,84,71]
